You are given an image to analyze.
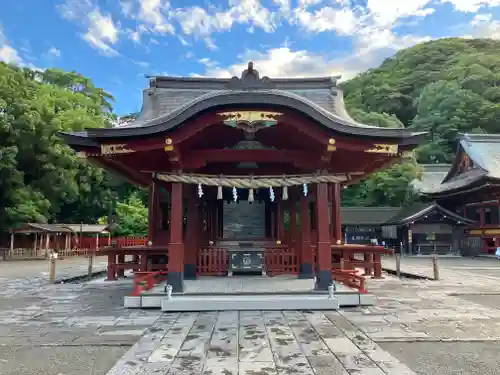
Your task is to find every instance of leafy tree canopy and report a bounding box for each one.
[0,62,128,230]
[341,37,500,206]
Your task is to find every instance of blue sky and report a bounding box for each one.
[1,0,499,115]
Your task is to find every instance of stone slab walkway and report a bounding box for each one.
[106,311,417,375]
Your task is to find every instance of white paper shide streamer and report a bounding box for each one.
[302,183,308,196]
[269,186,275,202]
[197,183,204,198]
[282,186,288,200]
[248,188,255,202]
[232,186,238,202]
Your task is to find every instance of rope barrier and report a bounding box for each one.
[155,172,342,188]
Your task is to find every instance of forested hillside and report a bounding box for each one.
[341,37,500,206]
[1,37,499,232]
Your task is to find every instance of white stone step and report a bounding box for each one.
[160,294,340,311]
[124,292,375,309]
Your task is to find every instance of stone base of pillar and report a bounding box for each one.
[167,272,184,293]
[315,269,333,291]
[184,264,197,280]
[298,263,314,279]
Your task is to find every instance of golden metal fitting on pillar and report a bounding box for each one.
[327,138,336,151]
[164,137,174,152]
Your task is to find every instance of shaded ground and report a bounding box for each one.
[380,342,500,375]
[0,259,160,375]
[0,346,128,375]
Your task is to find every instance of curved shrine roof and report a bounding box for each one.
[60,62,426,144]
[421,134,500,197]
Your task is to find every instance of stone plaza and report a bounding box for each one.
[1,256,500,374]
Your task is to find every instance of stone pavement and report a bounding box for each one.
[107,311,416,375]
[0,257,163,375]
[2,256,500,374]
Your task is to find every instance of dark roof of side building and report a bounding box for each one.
[421,134,500,197]
[383,202,475,226]
[341,207,401,226]
[10,223,109,234]
[412,164,451,193]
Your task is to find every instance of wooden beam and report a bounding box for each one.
[181,149,322,169]
[96,157,150,186]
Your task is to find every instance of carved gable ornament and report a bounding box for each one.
[225,61,276,90]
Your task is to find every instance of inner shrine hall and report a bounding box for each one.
[60,62,426,293]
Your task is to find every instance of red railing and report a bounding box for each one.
[264,247,299,276]
[131,270,168,296]
[197,247,228,275]
[332,269,367,293]
[112,236,148,248]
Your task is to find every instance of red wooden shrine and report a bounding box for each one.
[59,62,426,291]
[420,134,500,254]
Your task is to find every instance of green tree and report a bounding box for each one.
[101,192,148,237]
[341,38,500,206]
[0,62,126,229]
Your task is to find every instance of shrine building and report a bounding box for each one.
[421,134,500,255]
[59,62,426,292]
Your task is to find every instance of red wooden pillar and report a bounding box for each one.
[219,200,224,238]
[265,202,270,238]
[299,193,313,279]
[184,194,199,279]
[211,202,218,241]
[330,183,342,243]
[106,253,116,281]
[315,183,333,290]
[277,201,285,242]
[270,203,276,239]
[209,201,216,241]
[289,200,297,246]
[148,181,156,242]
[215,200,220,240]
[117,254,125,277]
[168,183,184,292]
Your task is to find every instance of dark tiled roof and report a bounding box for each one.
[422,134,500,197]
[383,202,475,226]
[412,164,451,193]
[341,207,401,226]
[59,63,426,142]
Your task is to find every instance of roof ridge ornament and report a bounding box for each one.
[226,61,276,90]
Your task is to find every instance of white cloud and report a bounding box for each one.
[292,6,358,34]
[58,0,120,56]
[0,26,23,65]
[440,0,500,12]
[204,37,217,50]
[199,46,363,80]
[120,0,174,41]
[469,13,500,38]
[46,46,61,58]
[197,27,432,83]
[82,9,120,56]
